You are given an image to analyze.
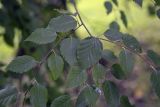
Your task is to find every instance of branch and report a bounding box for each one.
[97,37,158,72]
[72,0,93,37]
[39,24,82,66]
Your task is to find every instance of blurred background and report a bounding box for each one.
[0,0,160,107]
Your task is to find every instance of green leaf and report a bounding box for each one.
[104,1,112,14]
[154,0,160,6]
[7,55,37,73]
[66,66,87,88]
[47,54,64,80]
[93,63,106,81]
[51,95,72,107]
[104,29,123,41]
[47,15,77,32]
[112,0,118,6]
[150,70,160,98]
[4,27,14,47]
[76,86,99,107]
[25,28,57,44]
[77,37,102,69]
[119,50,135,75]
[134,0,143,7]
[111,64,126,80]
[156,9,160,19]
[102,49,117,63]
[147,50,160,66]
[109,21,120,31]
[120,96,135,107]
[0,86,18,106]
[102,80,120,107]
[120,11,128,28]
[30,84,48,107]
[60,37,80,66]
[122,34,142,53]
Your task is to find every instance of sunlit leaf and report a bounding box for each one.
[60,37,80,66]
[25,28,57,44]
[76,86,99,107]
[66,66,87,88]
[102,80,120,107]
[47,15,77,32]
[30,84,48,107]
[122,34,142,53]
[47,54,64,80]
[77,37,102,69]
[51,95,72,107]
[7,55,37,73]
[0,86,18,106]
[119,50,135,75]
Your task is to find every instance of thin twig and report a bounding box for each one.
[39,24,82,66]
[97,37,158,72]
[22,22,83,107]
[72,0,92,37]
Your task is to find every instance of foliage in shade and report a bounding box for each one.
[66,66,87,88]
[47,54,64,80]
[120,96,135,107]
[147,50,160,66]
[93,63,106,81]
[109,21,120,31]
[60,37,80,66]
[30,84,48,107]
[76,86,99,107]
[102,80,120,107]
[104,29,123,41]
[120,11,128,27]
[122,34,142,53]
[101,49,117,64]
[47,15,77,32]
[134,0,143,7]
[51,95,72,107]
[2,1,160,107]
[157,9,160,19]
[0,86,18,106]
[77,37,103,69]
[150,70,160,98]
[154,0,160,6]
[112,0,118,6]
[25,28,57,44]
[104,1,112,14]
[119,50,135,75]
[111,64,127,80]
[7,55,37,73]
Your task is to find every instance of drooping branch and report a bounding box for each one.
[71,0,157,73]
[97,37,158,72]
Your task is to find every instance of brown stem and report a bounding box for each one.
[97,37,158,72]
[72,0,92,37]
